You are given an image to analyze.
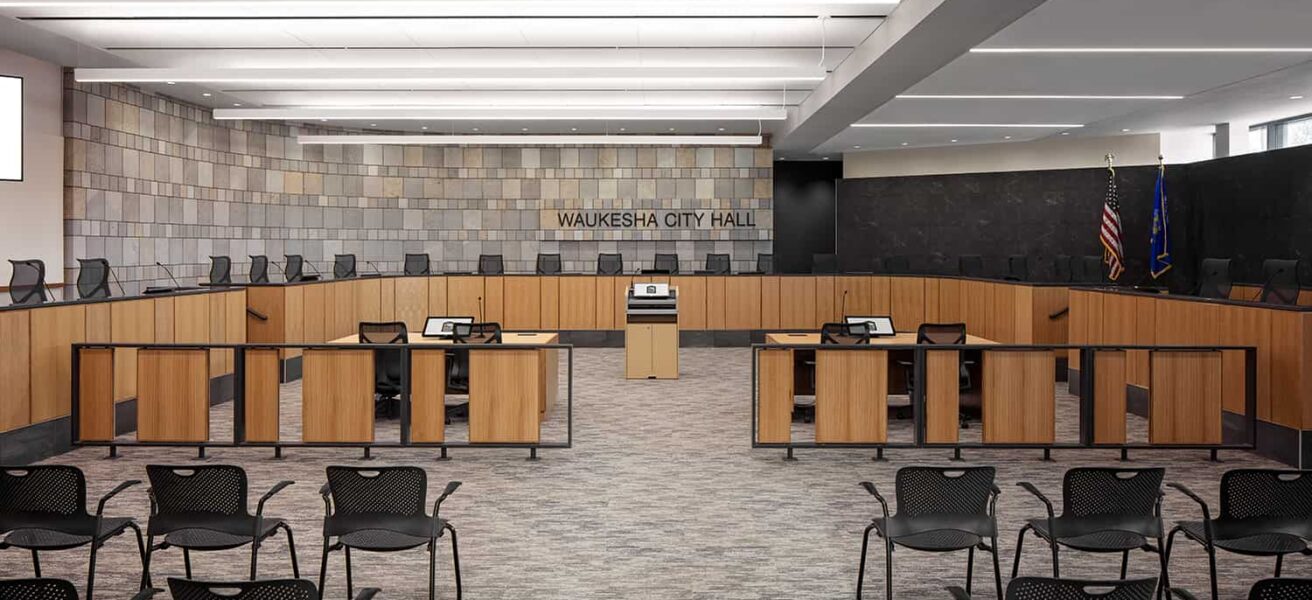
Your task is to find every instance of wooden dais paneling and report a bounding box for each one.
[137,349,210,443]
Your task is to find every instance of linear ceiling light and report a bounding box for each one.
[971,47,1312,54]
[215,106,787,121]
[896,94,1184,100]
[297,134,763,146]
[851,123,1084,128]
[0,1,897,16]
[73,67,826,84]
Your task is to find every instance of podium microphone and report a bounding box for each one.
[156,261,184,290]
[304,260,323,276]
[477,296,484,322]
[366,260,384,276]
[841,289,849,320]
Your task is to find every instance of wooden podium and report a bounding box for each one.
[625,283,679,379]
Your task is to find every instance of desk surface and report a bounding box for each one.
[764,332,995,346]
[328,332,559,345]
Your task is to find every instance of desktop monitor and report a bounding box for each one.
[845,316,896,337]
[632,283,671,298]
[422,316,475,338]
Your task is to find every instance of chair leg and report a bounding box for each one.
[345,546,354,600]
[184,547,193,579]
[251,536,261,580]
[1163,528,1181,600]
[1011,524,1029,578]
[1049,535,1060,578]
[990,536,1003,600]
[86,540,101,600]
[143,535,156,589]
[428,539,438,600]
[965,546,975,595]
[318,538,332,600]
[31,549,40,577]
[282,523,301,578]
[1120,550,1129,579]
[1275,554,1283,577]
[856,523,875,600]
[1155,534,1171,600]
[884,538,895,600]
[446,523,463,600]
[1206,543,1219,600]
[127,522,148,592]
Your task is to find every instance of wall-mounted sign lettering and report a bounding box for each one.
[555,210,757,229]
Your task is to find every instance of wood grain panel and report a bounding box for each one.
[814,276,837,327]
[651,323,679,379]
[593,276,617,329]
[757,349,793,443]
[469,349,541,443]
[815,349,887,443]
[924,278,941,322]
[1092,350,1127,444]
[483,276,505,324]
[539,276,560,329]
[208,291,229,375]
[963,281,994,340]
[1067,290,1088,364]
[226,291,245,345]
[540,347,559,414]
[1218,305,1270,417]
[29,304,86,423]
[379,278,395,321]
[503,276,542,330]
[672,276,707,330]
[625,323,652,378]
[982,350,1056,444]
[1269,311,1310,429]
[1129,296,1157,388]
[0,311,31,431]
[924,350,960,443]
[356,277,382,323]
[936,279,962,323]
[778,277,817,329]
[558,277,598,329]
[890,277,926,332]
[611,276,631,330]
[392,277,430,331]
[76,348,115,442]
[173,293,210,343]
[1031,287,1069,345]
[410,349,446,443]
[245,287,285,344]
[705,276,726,329]
[724,276,763,330]
[446,276,485,321]
[109,299,153,402]
[302,349,375,443]
[243,349,281,443]
[1149,351,1222,444]
[332,281,358,340]
[137,349,209,443]
[293,283,317,346]
[428,276,449,315]
[760,276,781,329]
[85,303,111,343]
[153,297,174,343]
[992,284,1020,343]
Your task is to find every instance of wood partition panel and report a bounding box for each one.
[302,349,375,443]
[1092,350,1128,444]
[982,350,1056,444]
[1268,310,1309,430]
[757,349,793,443]
[936,279,963,323]
[245,287,286,344]
[815,350,888,443]
[558,277,597,329]
[357,277,383,323]
[1149,351,1222,444]
[331,281,358,340]
[428,276,449,316]
[410,349,446,443]
[611,276,631,331]
[77,348,115,442]
[503,276,541,330]
[725,276,763,330]
[208,292,229,376]
[137,349,210,443]
[815,276,837,327]
[1218,305,1270,418]
[0,311,31,431]
[173,293,211,344]
[539,276,560,329]
[672,276,707,330]
[380,277,395,321]
[778,277,817,329]
[243,349,281,443]
[704,276,727,329]
[29,304,86,423]
[992,284,1020,343]
[447,276,485,320]
[890,278,926,332]
[484,276,505,324]
[110,299,154,402]
[154,297,175,342]
[469,349,541,443]
[924,350,961,443]
[1031,287,1069,345]
[593,276,617,329]
[85,304,111,345]
[760,276,781,329]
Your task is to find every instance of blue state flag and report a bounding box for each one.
[1149,164,1173,278]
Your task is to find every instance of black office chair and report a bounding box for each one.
[948,577,1158,600]
[404,253,431,276]
[283,255,304,282]
[76,258,112,300]
[319,466,462,600]
[653,253,679,274]
[1196,258,1232,299]
[757,253,774,274]
[897,324,973,422]
[0,466,147,600]
[143,465,298,586]
[478,254,504,275]
[248,256,270,284]
[359,322,408,419]
[8,259,49,305]
[1006,256,1029,281]
[1165,469,1312,600]
[884,256,911,275]
[1013,468,1166,591]
[597,253,624,275]
[1258,259,1301,305]
[167,577,376,600]
[812,253,839,274]
[820,322,871,344]
[334,254,357,279]
[536,253,562,275]
[452,322,502,344]
[0,578,155,600]
[858,467,1004,600]
[1076,256,1105,283]
[1171,578,1312,600]
[703,253,731,275]
[959,256,985,277]
[208,256,232,285]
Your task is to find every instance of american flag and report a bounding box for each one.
[1099,163,1125,281]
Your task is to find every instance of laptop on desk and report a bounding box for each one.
[845,315,896,337]
[422,316,475,338]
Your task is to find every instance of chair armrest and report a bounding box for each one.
[945,585,973,600]
[1016,482,1055,519]
[96,479,142,516]
[355,588,382,600]
[1167,482,1212,527]
[256,480,295,517]
[432,481,462,519]
[988,483,1002,515]
[859,481,891,519]
[129,587,159,600]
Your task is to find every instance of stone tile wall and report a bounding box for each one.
[61,78,773,292]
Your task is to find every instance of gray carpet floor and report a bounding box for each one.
[21,348,1298,599]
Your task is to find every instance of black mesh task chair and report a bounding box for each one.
[334,254,357,279]
[948,577,1158,600]
[167,578,377,600]
[959,255,985,277]
[820,322,871,344]
[1077,256,1105,283]
[1013,468,1167,592]
[248,256,270,284]
[1165,469,1312,600]
[208,256,232,285]
[404,253,431,276]
[703,253,731,275]
[757,253,774,274]
[884,256,911,275]
[897,324,974,422]
[0,578,155,600]
[319,467,462,600]
[283,255,305,283]
[1006,256,1030,281]
[653,253,679,274]
[452,322,502,344]
[1196,258,1232,299]
[812,253,839,274]
[359,322,408,419]
[8,259,49,305]
[858,467,1003,600]
[1258,259,1301,305]
[1171,578,1312,600]
[1054,256,1075,283]
[76,258,112,300]
[536,253,562,275]
[597,253,624,275]
[477,254,504,275]
[143,465,298,586]
[0,465,147,600]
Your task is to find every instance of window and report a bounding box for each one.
[1284,115,1312,148]
[1248,125,1268,152]
[1249,112,1312,152]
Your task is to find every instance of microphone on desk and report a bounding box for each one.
[841,289,849,320]
[304,260,323,276]
[156,261,183,290]
[477,296,484,322]
[109,265,127,296]
[366,260,384,276]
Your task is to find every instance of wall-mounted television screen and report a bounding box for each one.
[0,75,20,181]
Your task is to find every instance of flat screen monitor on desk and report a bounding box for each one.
[422,316,474,338]
[846,316,896,337]
[632,283,671,298]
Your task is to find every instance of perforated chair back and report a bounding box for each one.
[403,253,431,276]
[704,253,731,275]
[884,256,911,275]
[959,255,985,277]
[325,466,427,517]
[1197,258,1233,299]
[359,322,407,345]
[1005,577,1157,600]
[654,253,679,274]
[1218,469,1312,520]
[8,259,48,305]
[597,253,624,275]
[756,253,774,274]
[167,578,318,600]
[1077,256,1105,283]
[334,254,357,279]
[1007,255,1029,281]
[76,258,112,299]
[283,255,304,282]
[1259,259,1301,305]
[893,466,995,518]
[536,253,562,275]
[145,465,249,518]
[1249,578,1312,600]
[0,579,80,600]
[209,256,232,285]
[1060,468,1163,518]
[452,322,502,344]
[1054,255,1074,282]
[820,322,870,344]
[249,255,270,284]
[478,254,504,275]
[0,465,88,517]
[917,323,967,345]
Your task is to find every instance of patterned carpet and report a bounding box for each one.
[23,348,1291,599]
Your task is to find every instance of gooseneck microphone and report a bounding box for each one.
[109,265,127,296]
[841,289,849,320]
[156,261,183,290]
[305,260,323,275]
[366,260,384,276]
[477,295,484,322]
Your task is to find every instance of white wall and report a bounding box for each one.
[843,133,1162,179]
[0,48,63,285]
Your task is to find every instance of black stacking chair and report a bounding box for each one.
[1077,256,1105,283]
[8,259,49,305]
[0,578,155,600]
[208,256,232,285]
[812,253,839,274]
[248,256,270,284]
[404,253,431,276]
[1165,469,1312,600]
[703,253,731,275]
[1013,468,1167,592]
[948,577,1158,600]
[1054,255,1075,283]
[320,467,462,600]
[884,256,911,275]
[167,577,377,600]
[959,255,985,277]
[1006,256,1030,281]
[477,254,504,275]
[757,253,774,274]
[76,258,112,300]
[334,254,357,279]
[1171,578,1312,600]
[143,465,298,586]
[536,253,562,275]
[0,466,147,599]
[858,467,1003,600]
[653,253,679,274]
[597,253,624,275]
[283,255,304,282]
[1196,258,1232,299]
[359,322,408,419]
[1258,259,1301,305]
[820,322,870,344]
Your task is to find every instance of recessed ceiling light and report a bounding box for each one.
[896,94,1184,100]
[521,127,529,131]
[570,127,578,131]
[1121,128,1131,132]
[950,139,958,143]
[900,142,909,146]
[620,127,627,131]
[166,81,175,85]
[1061,132,1070,135]
[668,127,676,131]
[822,156,830,160]
[232,103,241,106]
[1291,95,1305,100]
[370,123,377,127]
[421,126,428,130]
[718,127,725,131]
[1004,135,1012,140]
[471,127,479,131]
[853,123,1083,128]
[201,92,211,97]
[853,145,861,149]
